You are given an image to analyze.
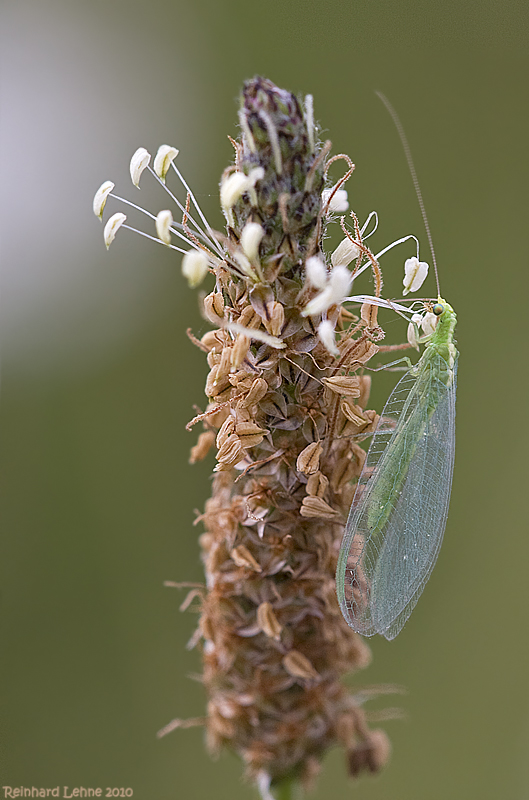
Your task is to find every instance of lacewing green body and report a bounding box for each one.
[336,299,458,640]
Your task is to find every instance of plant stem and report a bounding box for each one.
[274,780,295,800]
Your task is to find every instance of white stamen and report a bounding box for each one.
[305,256,328,289]
[104,212,126,249]
[121,224,191,255]
[154,145,179,183]
[258,109,282,174]
[220,173,252,211]
[110,191,214,251]
[227,323,285,349]
[329,264,354,296]
[351,234,421,283]
[303,286,334,317]
[421,311,437,336]
[130,147,151,188]
[407,313,423,349]
[317,319,339,356]
[167,161,225,256]
[155,209,173,245]
[93,181,114,220]
[360,210,379,238]
[305,94,315,153]
[220,168,264,212]
[149,167,224,257]
[182,250,209,288]
[331,236,360,268]
[240,221,264,261]
[249,167,264,185]
[233,250,258,280]
[303,265,352,316]
[322,188,349,214]
[344,295,415,316]
[238,108,257,153]
[403,256,429,295]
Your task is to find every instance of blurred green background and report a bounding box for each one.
[2,1,528,798]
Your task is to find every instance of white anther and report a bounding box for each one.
[181,250,209,288]
[220,172,251,211]
[317,319,339,356]
[421,311,437,336]
[305,256,328,289]
[104,212,126,249]
[93,181,114,220]
[322,188,349,213]
[233,251,258,280]
[329,264,353,297]
[403,256,429,295]
[240,222,264,261]
[303,287,334,317]
[130,147,151,188]
[220,167,264,212]
[249,167,265,184]
[155,209,173,245]
[154,145,179,183]
[303,265,352,316]
[305,94,315,153]
[407,313,423,350]
[227,323,285,349]
[331,236,360,268]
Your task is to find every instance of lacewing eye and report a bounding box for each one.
[433,303,444,316]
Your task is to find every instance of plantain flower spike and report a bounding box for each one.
[183,79,390,795]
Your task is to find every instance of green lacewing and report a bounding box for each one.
[336,299,457,639]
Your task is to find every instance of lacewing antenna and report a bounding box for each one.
[376,92,441,297]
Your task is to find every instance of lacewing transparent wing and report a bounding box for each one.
[336,351,457,640]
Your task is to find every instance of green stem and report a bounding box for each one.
[274,780,295,800]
